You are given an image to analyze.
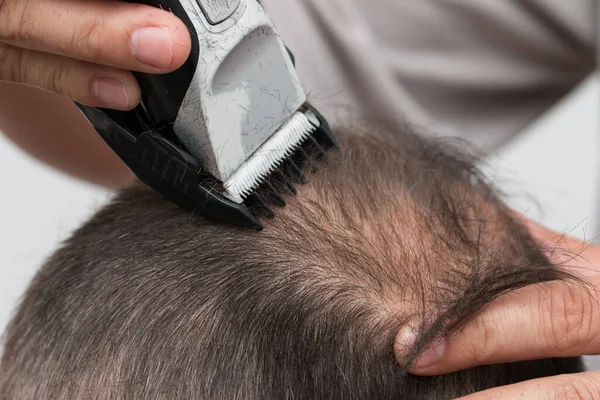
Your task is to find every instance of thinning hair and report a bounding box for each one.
[0,124,584,399]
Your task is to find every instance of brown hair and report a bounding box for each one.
[0,124,583,399]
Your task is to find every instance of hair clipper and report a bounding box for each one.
[77,0,336,230]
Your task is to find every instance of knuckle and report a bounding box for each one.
[47,60,70,95]
[554,377,599,400]
[73,13,106,62]
[0,0,10,39]
[546,285,597,352]
[0,0,26,42]
[468,315,497,364]
[0,44,24,82]
[0,0,7,29]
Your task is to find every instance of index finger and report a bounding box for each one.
[402,274,600,375]
[0,0,191,73]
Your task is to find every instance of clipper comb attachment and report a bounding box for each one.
[245,105,337,220]
[77,103,336,231]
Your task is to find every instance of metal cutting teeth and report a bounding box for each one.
[223,110,320,204]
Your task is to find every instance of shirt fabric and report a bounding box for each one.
[262,0,597,150]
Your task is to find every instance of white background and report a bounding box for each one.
[1,75,599,369]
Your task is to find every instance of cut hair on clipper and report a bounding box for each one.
[77,0,337,230]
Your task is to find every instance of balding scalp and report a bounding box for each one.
[0,125,584,399]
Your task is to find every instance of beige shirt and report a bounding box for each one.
[262,0,597,150]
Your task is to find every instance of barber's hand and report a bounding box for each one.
[0,0,191,110]
[405,220,600,399]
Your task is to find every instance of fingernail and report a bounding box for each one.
[411,339,446,371]
[130,27,173,69]
[92,78,130,109]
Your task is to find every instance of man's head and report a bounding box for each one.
[0,125,583,399]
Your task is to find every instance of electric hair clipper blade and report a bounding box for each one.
[76,0,337,230]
